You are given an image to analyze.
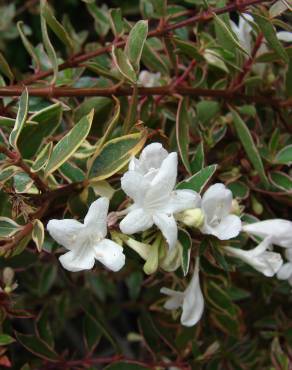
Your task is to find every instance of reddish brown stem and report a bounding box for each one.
[18,0,269,86]
[0,85,290,107]
[0,145,48,192]
[229,32,264,91]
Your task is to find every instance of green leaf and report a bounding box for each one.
[178,229,192,276]
[88,131,147,181]
[214,13,248,56]
[112,46,137,83]
[204,49,229,72]
[9,89,29,150]
[38,264,57,296]
[31,142,53,172]
[190,142,204,174]
[286,55,292,96]
[0,334,15,346]
[173,38,204,61]
[17,21,40,71]
[41,1,74,51]
[15,332,59,362]
[0,52,14,82]
[149,0,167,16]
[18,103,62,158]
[45,110,94,175]
[86,2,110,37]
[59,162,85,182]
[109,8,124,36]
[227,181,250,199]
[274,144,292,165]
[176,98,191,174]
[98,96,120,148]
[32,219,45,252]
[40,0,58,83]
[177,165,217,193]
[142,40,169,75]
[83,312,102,353]
[196,101,220,124]
[230,108,269,186]
[125,20,148,72]
[269,171,292,191]
[253,13,289,63]
[126,271,143,300]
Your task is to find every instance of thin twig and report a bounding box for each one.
[18,0,270,86]
[0,145,48,192]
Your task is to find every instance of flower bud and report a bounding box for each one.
[179,208,205,229]
[251,196,263,215]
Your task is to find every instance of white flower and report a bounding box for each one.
[160,258,204,327]
[276,31,292,43]
[277,248,292,286]
[47,197,125,272]
[230,13,254,54]
[199,183,242,240]
[225,237,283,277]
[120,143,200,250]
[243,219,292,248]
[138,70,161,87]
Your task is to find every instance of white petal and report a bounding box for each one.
[181,258,204,327]
[94,239,125,272]
[202,183,232,223]
[121,171,149,205]
[153,213,177,250]
[163,189,201,214]
[276,31,292,42]
[225,239,283,277]
[277,262,292,280]
[59,246,95,272]
[47,219,83,250]
[139,142,168,171]
[243,219,292,248]
[144,153,178,210]
[160,287,184,310]
[120,208,153,234]
[84,197,109,237]
[205,215,242,240]
[150,152,178,194]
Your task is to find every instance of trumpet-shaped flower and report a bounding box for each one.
[160,258,204,327]
[138,70,161,87]
[277,248,292,286]
[225,238,283,277]
[243,219,292,248]
[47,197,125,272]
[230,13,254,54]
[199,183,242,240]
[120,144,200,249]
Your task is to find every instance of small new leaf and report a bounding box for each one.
[32,219,45,252]
[125,20,148,72]
[9,89,29,150]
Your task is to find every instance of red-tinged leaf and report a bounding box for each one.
[0,355,12,368]
[14,332,59,362]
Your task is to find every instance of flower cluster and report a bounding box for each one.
[47,143,292,327]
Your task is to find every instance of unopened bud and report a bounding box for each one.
[4,286,12,294]
[179,208,205,229]
[231,199,241,216]
[251,196,263,215]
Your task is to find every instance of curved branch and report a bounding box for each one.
[19,0,270,85]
